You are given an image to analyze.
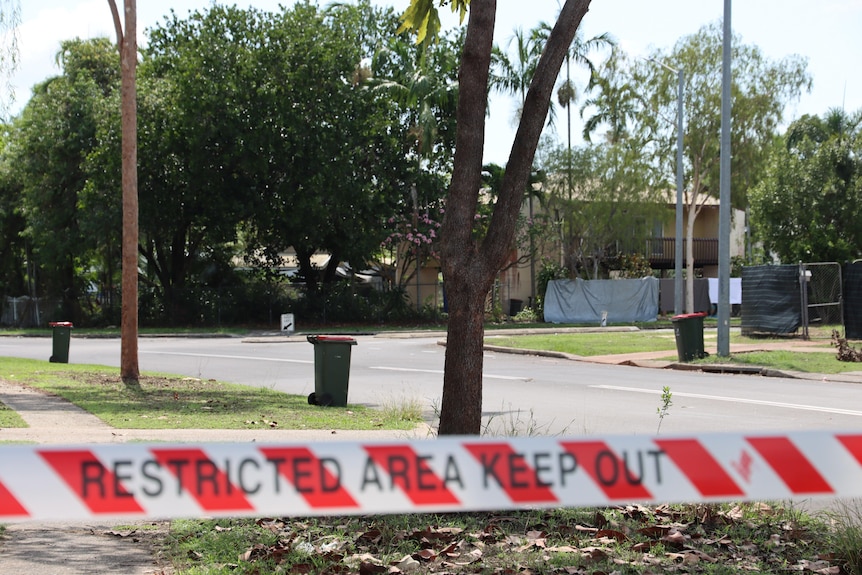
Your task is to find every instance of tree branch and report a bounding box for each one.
[107,0,124,52]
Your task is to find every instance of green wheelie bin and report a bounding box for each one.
[49,321,73,363]
[306,335,357,407]
[671,312,707,362]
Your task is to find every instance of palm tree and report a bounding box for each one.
[369,35,459,304]
[533,25,614,147]
[580,48,640,144]
[491,27,546,126]
[371,36,459,171]
[494,24,613,295]
[542,26,614,271]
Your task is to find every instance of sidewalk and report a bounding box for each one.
[0,379,429,575]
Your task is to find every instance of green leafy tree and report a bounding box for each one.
[369,28,460,292]
[11,38,119,323]
[0,124,27,299]
[239,2,410,292]
[492,27,548,126]
[750,109,862,263]
[0,1,21,300]
[586,24,811,312]
[132,5,265,322]
[579,47,640,144]
[402,0,593,435]
[0,0,19,113]
[371,28,460,175]
[541,141,665,279]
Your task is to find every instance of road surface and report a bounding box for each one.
[2,333,861,437]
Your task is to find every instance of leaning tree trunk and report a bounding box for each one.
[437,0,591,435]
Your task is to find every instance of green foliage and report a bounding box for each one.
[0,3,462,327]
[830,499,862,575]
[511,306,539,323]
[537,141,666,280]
[535,258,568,319]
[8,38,119,323]
[656,385,673,434]
[750,109,862,263]
[625,23,811,211]
[0,125,27,298]
[397,0,469,46]
[227,2,413,291]
[612,252,654,279]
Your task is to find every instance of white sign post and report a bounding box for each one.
[280,313,295,335]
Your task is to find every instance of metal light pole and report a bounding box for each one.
[649,58,685,316]
[717,0,733,357]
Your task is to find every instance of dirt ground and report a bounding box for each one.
[0,520,172,575]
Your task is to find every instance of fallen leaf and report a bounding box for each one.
[798,559,840,573]
[391,555,420,572]
[595,529,628,542]
[661,529,687,549]
[357,529,382,544]
[631,541,658,552]
[579,546,608,561]
[414,548,437,561]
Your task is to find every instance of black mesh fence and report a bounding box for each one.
[741,265,801,335]
[844,262,862,339]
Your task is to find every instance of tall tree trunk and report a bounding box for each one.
[109,0,139,382]
[438,0,590,435]
[685,204,695,314]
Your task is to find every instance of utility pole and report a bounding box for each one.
[647,58,685,316]
[108,0,139,382]
[717,0,732,357]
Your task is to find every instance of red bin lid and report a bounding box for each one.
[48,321,74,327]
[307,335,356,343]
[671,312,707,320]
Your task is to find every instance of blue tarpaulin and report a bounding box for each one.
[544,278,659,324]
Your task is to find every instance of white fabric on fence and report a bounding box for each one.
[707,277,742,305]
[543,278,659,324]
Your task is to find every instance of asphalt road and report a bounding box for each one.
[3,333,862,437]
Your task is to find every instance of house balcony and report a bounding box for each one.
[617,237,719,270]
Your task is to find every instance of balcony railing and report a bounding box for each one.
[617,237,719,269]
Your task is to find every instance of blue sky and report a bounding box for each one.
[11,1,862,164]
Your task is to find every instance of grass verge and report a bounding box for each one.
[0,357,421,431]
[0,400,26,428]
[162,502,844,574]
[484,330,783,357]
[694,349,862,374]
[485,331,682,356]
[487,330,862,374]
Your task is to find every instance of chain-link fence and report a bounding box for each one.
[0,297,64,328]
[801,262,843,339]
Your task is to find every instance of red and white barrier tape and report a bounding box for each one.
[1,431,861,521]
